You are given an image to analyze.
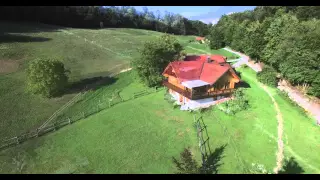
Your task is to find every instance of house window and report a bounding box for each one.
[225,81,230,89]
[215,82,223,90]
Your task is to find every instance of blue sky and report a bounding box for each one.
[133,6,256,24]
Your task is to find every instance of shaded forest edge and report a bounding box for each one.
[0,6,210,36]
[207,6,320,97]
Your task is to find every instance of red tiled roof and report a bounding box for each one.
[200,63,230,84]
[184,55,226,64]
[195,37,205,41]
[163,60,239,85]
[170,61,203,82]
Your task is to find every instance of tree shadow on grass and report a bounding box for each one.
[0,33,51,43]
[200,144,227,174]
[64,76,117,95]
[278,157,304,174]
[0,21,67,34]
[172,144,226,174]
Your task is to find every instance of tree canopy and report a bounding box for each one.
[0,6,210,37]
[207,6,320,97]
[26,59,69,98]
[131,34,184,87]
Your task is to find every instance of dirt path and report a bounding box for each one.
[278,79,320,124]
[260,84,284,174]
[223,48,262,72]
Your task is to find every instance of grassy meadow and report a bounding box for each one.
[0,67,319,174]
[0,21,239,139]
[0,21,319,174]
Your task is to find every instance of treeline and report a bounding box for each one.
[208,6,320,97]
[0,6,210,36]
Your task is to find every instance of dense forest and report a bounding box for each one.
[208,6,320,97]
[0,6,210,36]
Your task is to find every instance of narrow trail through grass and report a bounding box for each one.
[241,70,320,174]
[260,84,284,174]
[240,72,284,173]
[61,29,132,59]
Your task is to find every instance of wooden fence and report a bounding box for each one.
[0,87,165,151]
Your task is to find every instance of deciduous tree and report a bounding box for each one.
[26,59,69,98]
[131,34,183,87]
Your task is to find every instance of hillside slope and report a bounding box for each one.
[0,22,237,138]
[0,22,167,138]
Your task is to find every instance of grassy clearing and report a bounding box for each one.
[0,22,236,139]
[185,43,240,58]
[0,74,198,173]
[0,68,319,173]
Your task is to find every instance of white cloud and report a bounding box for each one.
[180,11,204,18]
[211,18,220,25]
[227,12,235,15]
[199,17,220,25]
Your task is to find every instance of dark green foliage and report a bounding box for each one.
[243,20,267,60]
[274,19,320,96]
[0,6,210,37]
[207,6,320,98]
[26,59,69,98]
[132,34,183,87]
[257,66,278,87]
[294,6,320,21]
[208,26,225,49]
[218,88,249,115]
[308,73,320,97]
[262,12,299,68]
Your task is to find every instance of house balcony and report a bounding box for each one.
[162,80,234,100]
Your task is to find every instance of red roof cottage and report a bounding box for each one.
[162,55,240,110]
[195,37,205,41]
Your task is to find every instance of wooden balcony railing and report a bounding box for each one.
[162,80,192,99]
[192,89,234,100]
[162,80,234,100]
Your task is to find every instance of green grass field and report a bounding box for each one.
[0,68,319,174]
[0,21,238,139]
[1,22,319,174]
[238,67,320,174]
[185,43,240,59]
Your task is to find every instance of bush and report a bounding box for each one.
[257,65,278,87]
[217,88,249,115]
[164,91,180,109]
[307,73,320,97]
[26,59,69,98]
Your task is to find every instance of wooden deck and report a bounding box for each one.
[163,80,234,100]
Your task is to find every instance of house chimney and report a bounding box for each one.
[207,56,211,63]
